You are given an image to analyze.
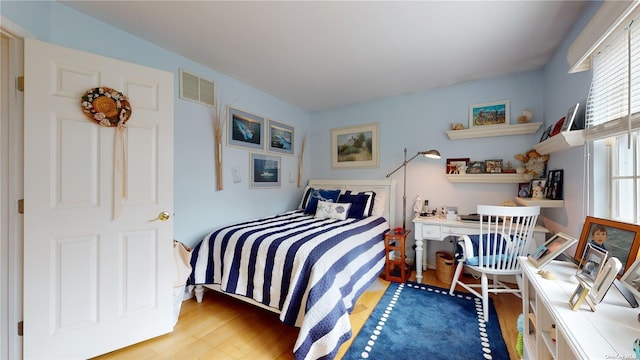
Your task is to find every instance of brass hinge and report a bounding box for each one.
[17,199,23,214]
[17,321,23,336]
[17,76,24,92]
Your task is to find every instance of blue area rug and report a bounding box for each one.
[343,282,509,360]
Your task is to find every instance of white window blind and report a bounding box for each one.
[585,16,640,141]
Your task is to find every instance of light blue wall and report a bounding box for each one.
[1,1,312,247]
[2,1,602,251]
[309,2,602,260]
[541,1,601,238]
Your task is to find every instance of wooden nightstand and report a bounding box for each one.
[384,230,410,283]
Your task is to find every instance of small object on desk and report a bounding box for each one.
[569,278,596,311]
[537,270,556,280]
[394,226,403,234]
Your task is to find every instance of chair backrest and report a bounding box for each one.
[475,205,540,271]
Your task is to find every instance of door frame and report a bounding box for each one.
[1,15,31,360]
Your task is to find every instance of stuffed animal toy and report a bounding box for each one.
[450,123,465,130]
[514,149,549,180]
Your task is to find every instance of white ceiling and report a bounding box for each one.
[61,1,589,112]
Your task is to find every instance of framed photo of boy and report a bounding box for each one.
[574,216,640,276]
[469,100,509,128]
[545,169,563,200]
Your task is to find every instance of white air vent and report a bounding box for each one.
[179,69,216,107]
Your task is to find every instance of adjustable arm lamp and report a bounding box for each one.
[386,148,441,231]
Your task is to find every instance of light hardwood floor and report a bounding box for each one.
[93,269,522,360]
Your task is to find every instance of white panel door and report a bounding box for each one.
[23,38,174,359]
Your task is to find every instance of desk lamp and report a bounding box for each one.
[386,148,441,231]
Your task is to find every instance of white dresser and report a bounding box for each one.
[520,257,639,359]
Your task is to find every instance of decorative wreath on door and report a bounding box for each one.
[80,86,132,220]
[81,87,132,127]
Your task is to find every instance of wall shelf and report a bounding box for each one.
[446,122,543,140]
[446,173,527,183]
[515,197,564,208]
[532,130,585,155]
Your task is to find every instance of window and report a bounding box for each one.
[587,15,640,223]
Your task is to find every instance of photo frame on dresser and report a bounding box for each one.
[576,243,608,285]
[620,257,640,303]
[574,216,640,277]
[528,232,578,268]
[590,257,622,304]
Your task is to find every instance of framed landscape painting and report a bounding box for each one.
[469,100,509,128]
[331,123,379,169]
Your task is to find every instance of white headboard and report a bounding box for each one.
[307,179,396,223]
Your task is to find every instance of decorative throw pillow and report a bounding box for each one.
[371,191,385,217]
[304,189,342,214]
[314,200,351,220]
[338,191,376,218]
[298,186,314,210]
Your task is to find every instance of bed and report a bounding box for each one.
[188,179,396,360]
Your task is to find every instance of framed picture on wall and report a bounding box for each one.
[227,106,265,150]
[469,100,509,128]
[331,123,379,169]
[250,153,281,188]
[268,119,294,155]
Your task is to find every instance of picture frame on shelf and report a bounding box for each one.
[539,125,552,142]
[529,178,547,199]
[562,103,580,132]
[267,119,294,155]
[517,182,531,198]
[545,169,563,200]
[574,216,640,276]
[469,100,509,128]
[528,232,578,268]
[227,106,265,151]
[484,159,502,173]
[467,161,485,174]
[446,158,470,174]
[576,243,608,285]
[250,153,281,188]
[331,123,379,169]
[620,257,640,302]
[550,116,566,137]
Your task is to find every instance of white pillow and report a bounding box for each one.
[314,200,351,220]
[371,191,385,217]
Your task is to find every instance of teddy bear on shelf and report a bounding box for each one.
[514,149,549,180]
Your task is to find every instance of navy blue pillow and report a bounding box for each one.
[304,189,342,214]
[338,191,376,219]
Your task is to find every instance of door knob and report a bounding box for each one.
[158,211,171,221]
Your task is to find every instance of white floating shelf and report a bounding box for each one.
[515,197,564,208]
[533,130,585,155]
[446,173,528,183]
[446,122,543,140]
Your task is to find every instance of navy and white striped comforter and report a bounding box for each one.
[189,210,389,360]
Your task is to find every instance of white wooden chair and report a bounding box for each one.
[448,205,540,321]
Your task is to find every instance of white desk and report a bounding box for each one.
[412,216,548,283]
